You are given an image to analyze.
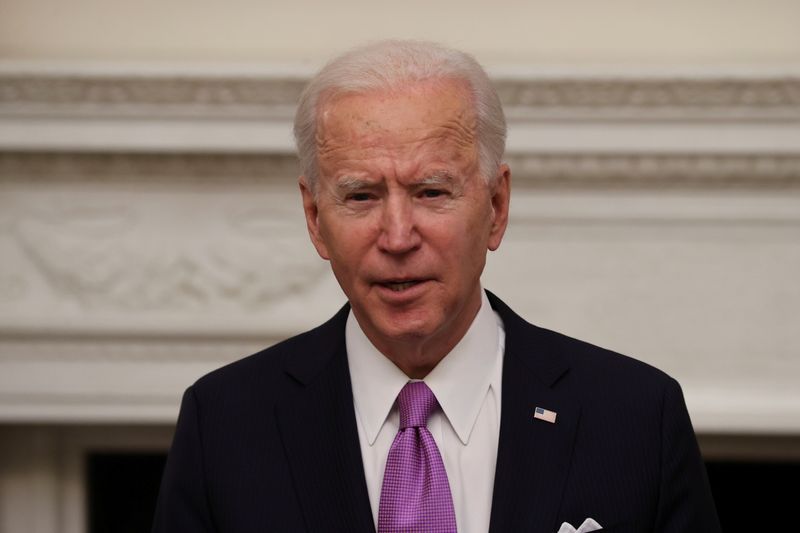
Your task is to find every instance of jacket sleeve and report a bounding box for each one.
[653,378,721,532]
[152,386,217,533]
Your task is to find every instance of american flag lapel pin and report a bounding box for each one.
[533,406,557,423]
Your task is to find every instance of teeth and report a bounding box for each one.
[386,281,418,292]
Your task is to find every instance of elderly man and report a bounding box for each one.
[153,41,721,533]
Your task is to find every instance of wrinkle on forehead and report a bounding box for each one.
[315,81,478,170]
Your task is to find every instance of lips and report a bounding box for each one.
[382,280,423,292]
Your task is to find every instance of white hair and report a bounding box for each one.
[293,40,507,191]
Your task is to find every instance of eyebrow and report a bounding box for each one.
[332,172,457,194]
[418,172,456,187]
[333,176,376,194]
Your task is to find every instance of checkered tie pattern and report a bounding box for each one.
[377,381,457,533]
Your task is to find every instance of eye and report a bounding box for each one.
[348,192,374,202]
[421,189,445,199]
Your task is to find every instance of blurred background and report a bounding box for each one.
[1,1,799,531]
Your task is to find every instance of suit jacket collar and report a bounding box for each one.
[487,290,570,387]
[282,302,351,386]
[486,290,581,533]
[276,302,376,533]
[277,292,580,533]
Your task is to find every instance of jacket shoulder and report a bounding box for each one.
[190,303,350,401]
[488,289,674,388]
[538,324,674,386]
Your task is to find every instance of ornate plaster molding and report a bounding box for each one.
[504,153,800,188]
[2,65,799,153]
[0,152,299,183]
[0,197,326,312]
[2,152,799,188]
[0,73,305,118]
[0,334,270,362]
[497,77,800,120]
[1,68,799,118]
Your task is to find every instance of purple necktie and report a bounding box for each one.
[378,381,458,533]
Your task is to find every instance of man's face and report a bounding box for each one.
[300,79,510,368]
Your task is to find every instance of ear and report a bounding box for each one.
[487,163,511,251]
[299,176,330,260]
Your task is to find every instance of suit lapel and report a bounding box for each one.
[275,307,375,533]
[488,293,582,533]
[274,293,581,533]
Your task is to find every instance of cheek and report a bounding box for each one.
[321,222,373,271]
[457,206,493,246]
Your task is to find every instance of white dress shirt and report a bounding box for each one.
[347,290,505,533]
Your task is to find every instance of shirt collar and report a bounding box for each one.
[347,290,501,446]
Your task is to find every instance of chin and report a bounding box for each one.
[378,312,443,341]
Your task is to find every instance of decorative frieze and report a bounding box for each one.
[0,74,306,117]
[2,67,800,153]
[498,77,800,119]
[2,151,800,188]
[506,152,800,188]
[0,152,299,182]
[2,69,799,118]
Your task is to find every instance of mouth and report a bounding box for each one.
[379,280,426,292]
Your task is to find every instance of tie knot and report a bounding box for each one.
[397,381,438,429]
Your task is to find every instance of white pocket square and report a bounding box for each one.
[556,517,602,533]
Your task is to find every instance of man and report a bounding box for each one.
[153,41,721,533]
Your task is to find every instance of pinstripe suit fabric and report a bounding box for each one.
[153,291,720,533]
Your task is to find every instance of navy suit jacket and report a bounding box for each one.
[153,291,721,532]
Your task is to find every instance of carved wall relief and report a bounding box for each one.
[3,198,325,311]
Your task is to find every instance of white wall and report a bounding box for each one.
[1,0,799,65]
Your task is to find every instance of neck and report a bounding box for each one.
[359,291,483,379]
[383,339,454,379]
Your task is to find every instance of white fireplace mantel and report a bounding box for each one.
[1,64,799,433]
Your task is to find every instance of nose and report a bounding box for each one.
[377,196,421,255]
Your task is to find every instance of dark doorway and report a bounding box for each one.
[705,460,800,531]
[87,452,167,533]
[85,451,800,532]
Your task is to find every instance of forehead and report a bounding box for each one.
[315,80,478,170]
